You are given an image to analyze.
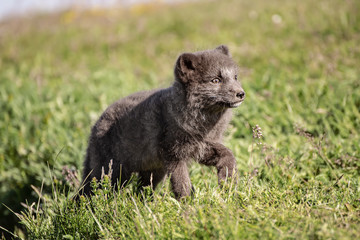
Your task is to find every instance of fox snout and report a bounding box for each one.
[236,90,245,101]
[225,83,245,108]
[231,81,245,102]
[221,86,245,108]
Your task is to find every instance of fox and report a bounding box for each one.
[80,45,245,199]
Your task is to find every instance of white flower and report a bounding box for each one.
[272,14,282,24]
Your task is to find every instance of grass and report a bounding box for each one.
[0,0,359,238]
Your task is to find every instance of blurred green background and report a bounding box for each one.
[0,0,359,238]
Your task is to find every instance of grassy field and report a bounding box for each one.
[0,0,359,238]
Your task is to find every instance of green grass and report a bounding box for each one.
[0,0,359,238]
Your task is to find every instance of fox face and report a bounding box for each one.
[174,45,245,110]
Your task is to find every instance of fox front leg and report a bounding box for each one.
[199,142,237,185]
[167,161,193,199]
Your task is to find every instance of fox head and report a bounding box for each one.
[174,45,245,110]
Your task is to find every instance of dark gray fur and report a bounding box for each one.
[81,45,245,199]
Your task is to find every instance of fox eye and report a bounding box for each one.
[211,78,221,84]
[235,75,238,80]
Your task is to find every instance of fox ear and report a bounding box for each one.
[215,45,231,56]
[174,53,199,83]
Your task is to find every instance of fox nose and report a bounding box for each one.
[236,91,245,100]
